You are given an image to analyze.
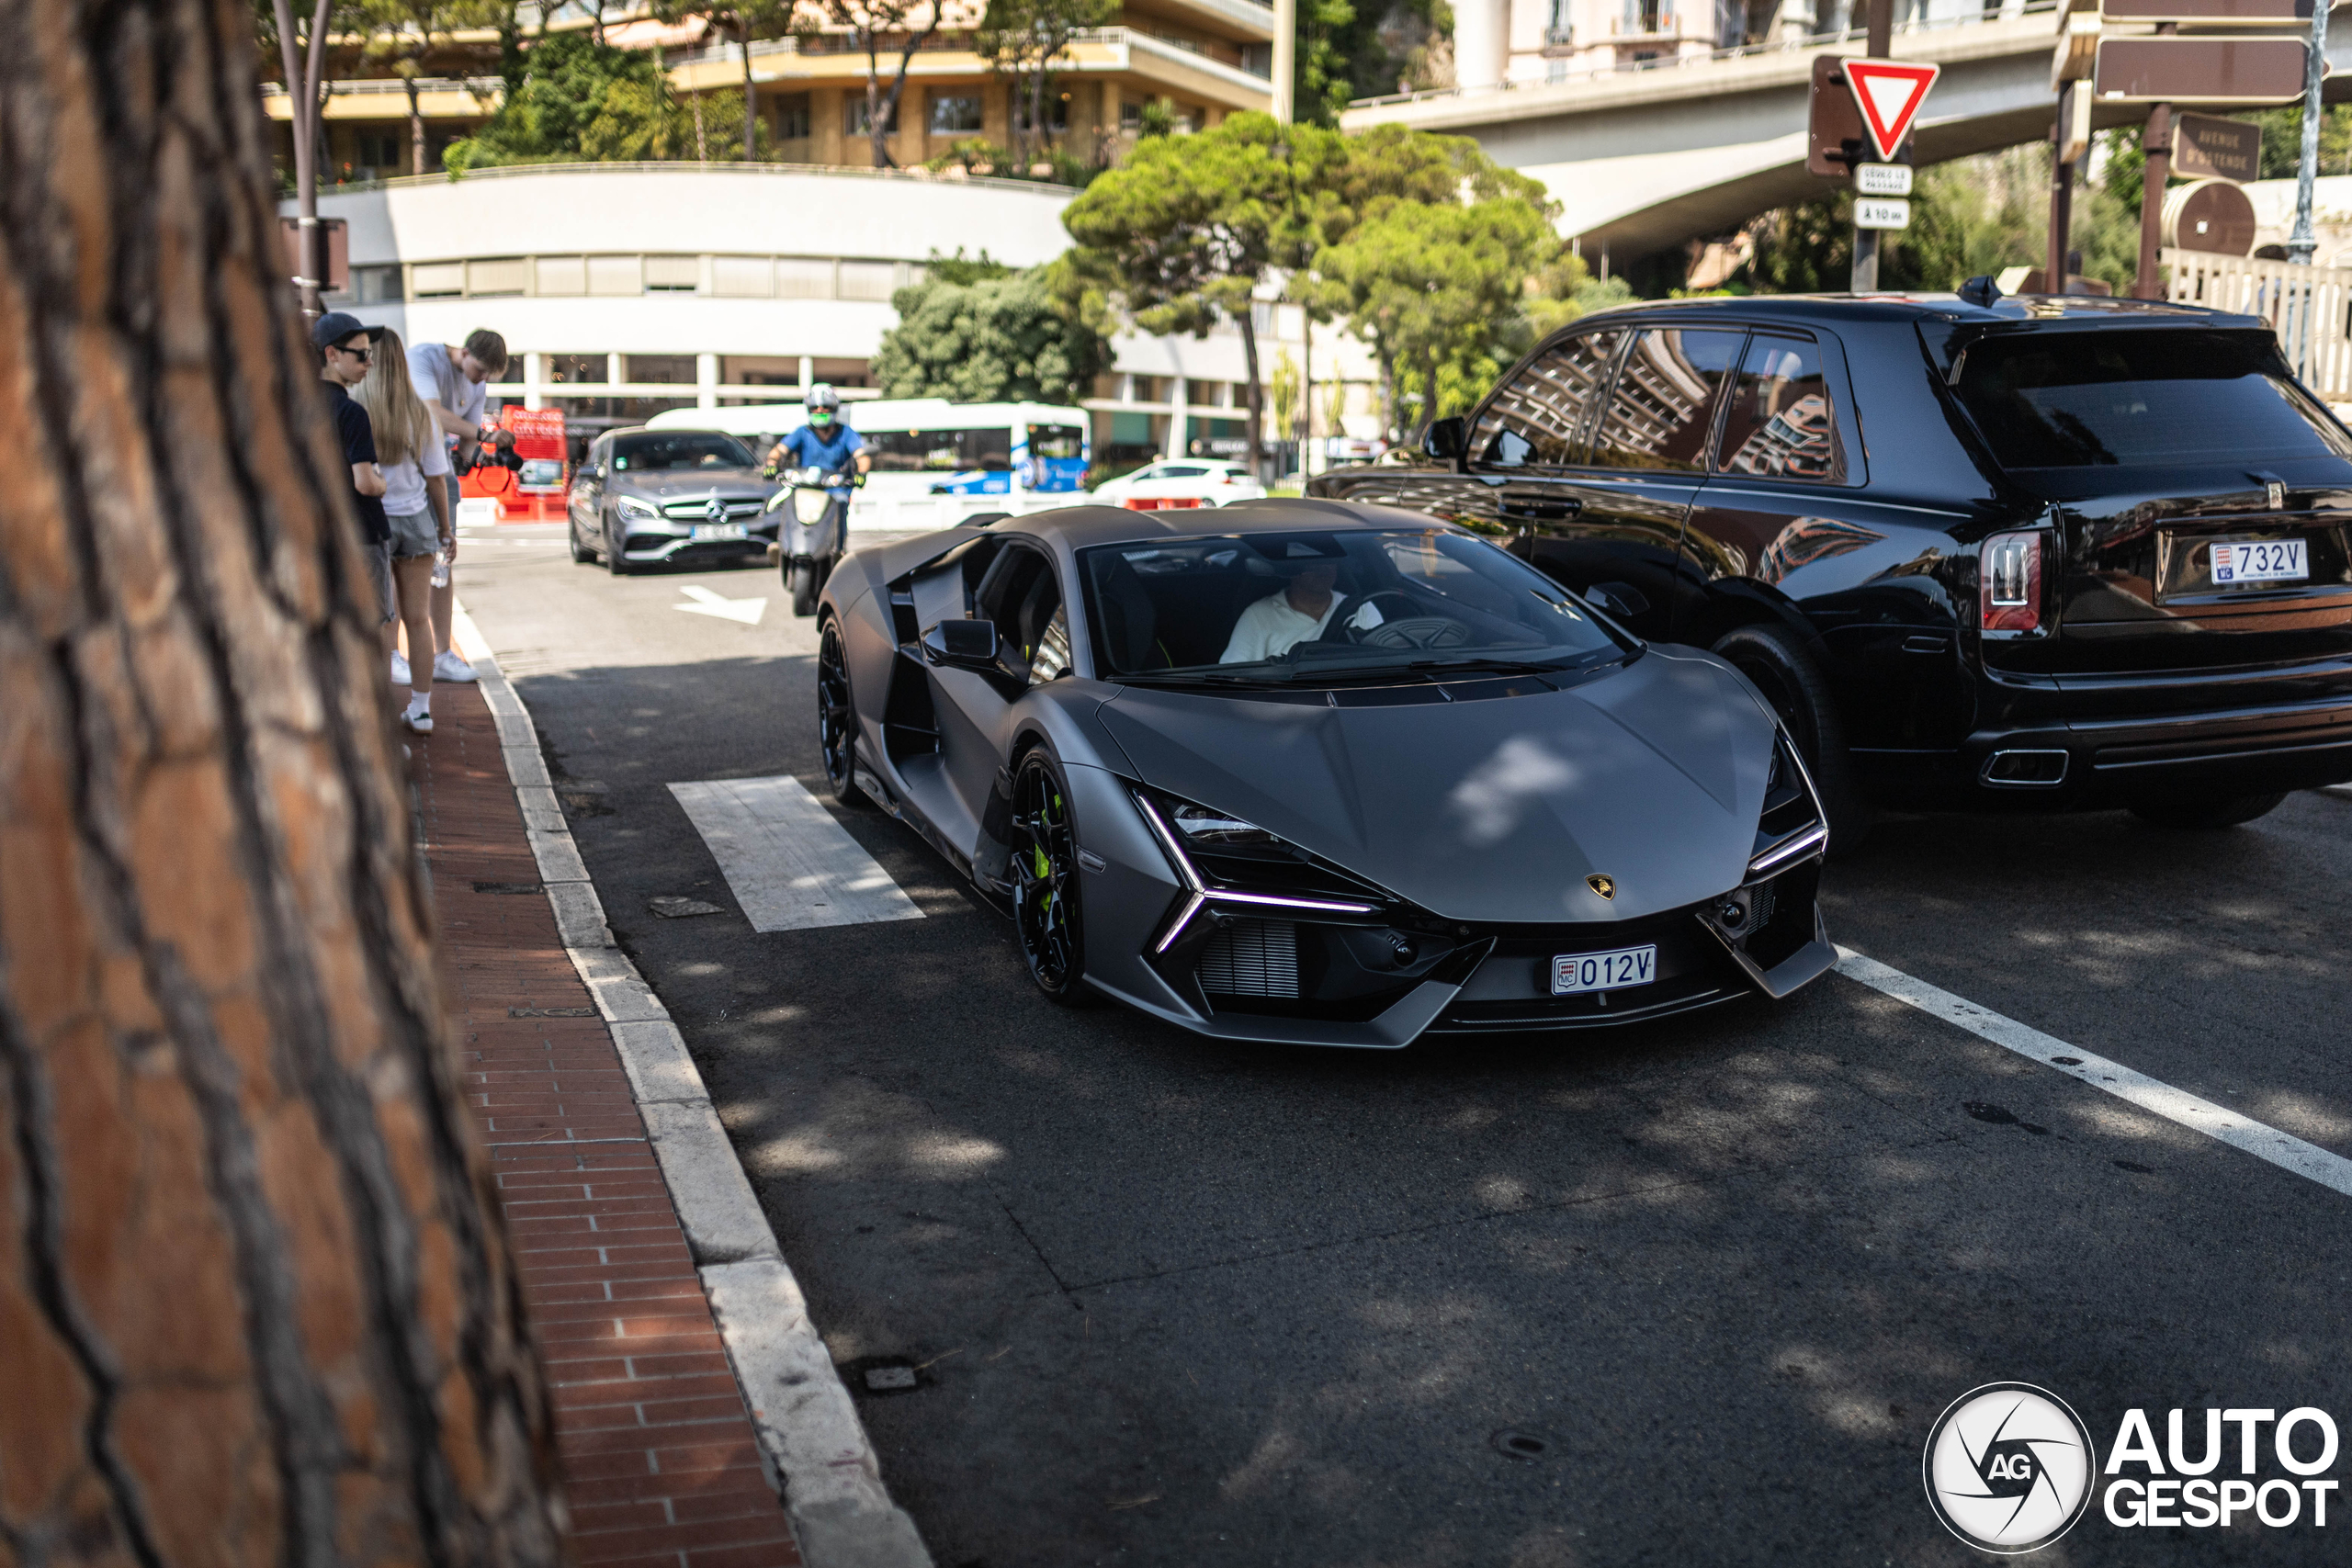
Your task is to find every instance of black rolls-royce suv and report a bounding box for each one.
[1308,292,2352,842]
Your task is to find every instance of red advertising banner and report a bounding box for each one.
[500,406,568,493]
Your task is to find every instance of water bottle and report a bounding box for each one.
[430,547,450,589]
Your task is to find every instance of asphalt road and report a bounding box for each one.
[457,522,2352,1567]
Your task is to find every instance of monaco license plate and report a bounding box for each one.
[1551,944,1657,995]
[691,522,747,541]
[2211,537,2307,587]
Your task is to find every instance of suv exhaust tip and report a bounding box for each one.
[1982,749,2071,787]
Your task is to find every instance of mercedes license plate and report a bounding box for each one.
[1552,944,1656,995]
[2211,537,2306,587]
[691,522,747,541]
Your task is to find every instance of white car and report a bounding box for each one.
[1090,459,1267,510]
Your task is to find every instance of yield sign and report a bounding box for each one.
[1843,59,1940,164]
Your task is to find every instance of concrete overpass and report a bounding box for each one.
[1341,3,2352,261]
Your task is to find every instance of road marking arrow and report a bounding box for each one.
[674,583,768,625]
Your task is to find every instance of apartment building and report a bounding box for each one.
[261,0,1273,184]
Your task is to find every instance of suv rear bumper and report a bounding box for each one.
[1854,690,2352,807]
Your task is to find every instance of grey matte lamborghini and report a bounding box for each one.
[811,500,1836,1046]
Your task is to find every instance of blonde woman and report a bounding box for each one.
[356,328,454,735]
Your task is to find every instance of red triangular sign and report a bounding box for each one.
[1843,59,1940,164]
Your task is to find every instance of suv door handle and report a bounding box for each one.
[1497,487,1582,522]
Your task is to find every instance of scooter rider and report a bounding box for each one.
[766,384,871,491]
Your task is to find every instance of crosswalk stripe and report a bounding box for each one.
[668,775,924,932]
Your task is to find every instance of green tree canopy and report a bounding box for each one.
[1311,192,1558,433]
[1063,111,1349,461]
[869,266,1111,403]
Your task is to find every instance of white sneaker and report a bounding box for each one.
[391,650,411,685]
[434,649,479,682]
[402,704,434,735]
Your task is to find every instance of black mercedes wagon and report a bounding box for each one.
[1308,292,2352,842]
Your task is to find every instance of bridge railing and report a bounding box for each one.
[1351,0,2059,107]
[2164,248,2352,399]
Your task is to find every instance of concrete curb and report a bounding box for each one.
[448,603,932,1568]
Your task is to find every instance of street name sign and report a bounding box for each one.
[1844,60,1942,163]
[2093,36,2313,102]
[2172,111,2261,180]
[2100,0,2309,21]
[1856,162,1914,196]
[1855,197,1913,231]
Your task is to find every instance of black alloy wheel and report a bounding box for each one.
[604,515,639,576]
[2131,792,2288,829]
[815,617,867,809]
[1008,750,1098,1007]
[1712,621,1876,853]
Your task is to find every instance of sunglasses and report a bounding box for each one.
[334,343,375,362]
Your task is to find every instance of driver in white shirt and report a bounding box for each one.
[1220,562,1348,663]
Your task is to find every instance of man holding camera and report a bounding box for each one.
[404,329,509,683]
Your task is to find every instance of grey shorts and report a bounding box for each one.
[362,538,394,625]
[388,507,440,559]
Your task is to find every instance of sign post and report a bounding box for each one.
[1841,52,1939,288]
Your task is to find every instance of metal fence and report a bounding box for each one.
[2163,248,2352,400]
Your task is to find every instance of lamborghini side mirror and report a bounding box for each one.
[922,619,1000,671]
[1422,416,1466,465]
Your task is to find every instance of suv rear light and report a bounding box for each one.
[1980,531,2042,634]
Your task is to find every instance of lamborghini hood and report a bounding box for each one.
[1096,649,1778,924]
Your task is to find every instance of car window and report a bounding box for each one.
[1472,330,1624,469]
[611,432,756,471]
[1949,327,2352,469]
[971,543,1069,682]
[1588,328,1747,473]
[1717,334,1843,481]
[1078,528,1627,681]
[1156,465,1210,479]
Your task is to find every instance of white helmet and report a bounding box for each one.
[805,383,842,412]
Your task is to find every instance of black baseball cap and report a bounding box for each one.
[311,310,386,351]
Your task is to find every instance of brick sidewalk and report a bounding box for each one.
[412,678,803,1568]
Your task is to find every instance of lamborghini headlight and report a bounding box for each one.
[1168,800,1288,852]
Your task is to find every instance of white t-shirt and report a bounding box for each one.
[1220,590,1349,663]
[380,425,452,518]
[407,342,488,450]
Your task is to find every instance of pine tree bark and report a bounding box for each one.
[0,3,567,1566]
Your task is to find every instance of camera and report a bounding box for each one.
[457,430,525,475]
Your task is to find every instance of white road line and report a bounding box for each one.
[1834,948,2352,1199]
[669,775,923,932]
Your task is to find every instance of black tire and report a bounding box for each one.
[604,516,639,576]
[1007,749,1101,1007]
[815,617,868,809]
[2130,792,2287,829]
[788,560,820,617]
[1712,621,1876,853]
[569,516,596,563]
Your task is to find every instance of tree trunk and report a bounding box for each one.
[407,74,427,175]
[0,4,568,1566]
[740,23,759,162]
[1237,304,1264,479]
[274,0,329,317]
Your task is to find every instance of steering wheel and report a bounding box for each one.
[1342,591,1472,650]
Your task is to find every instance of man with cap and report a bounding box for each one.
[765,384,872,496]
[314,311,394,666]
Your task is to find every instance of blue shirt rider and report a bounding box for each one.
[767,384,870,501]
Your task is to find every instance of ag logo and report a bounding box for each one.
[1924,1383,2096,1554]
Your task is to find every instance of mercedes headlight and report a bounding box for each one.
[616,496,660,521]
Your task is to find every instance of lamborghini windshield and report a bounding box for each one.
[1079,528,1628,682]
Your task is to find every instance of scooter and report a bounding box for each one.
[769,466,852,616]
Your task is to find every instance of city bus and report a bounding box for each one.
[648,399,1092,534]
